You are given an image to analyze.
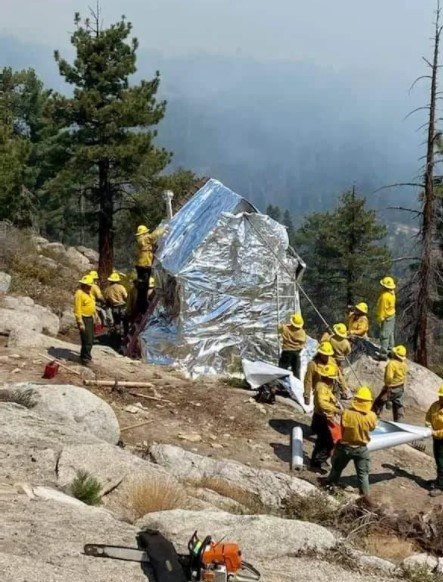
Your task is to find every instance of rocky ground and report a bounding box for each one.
[0,235,442,580]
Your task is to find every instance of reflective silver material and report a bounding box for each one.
[140,179,306,376]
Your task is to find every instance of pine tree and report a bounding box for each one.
[266,204,282,222]
[49,10,171,277]
[283,209,296,246]
[293,189,391,331]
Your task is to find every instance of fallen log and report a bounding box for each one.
[83,380,154,389]
[120,419,153,433]
[128,391,173,404]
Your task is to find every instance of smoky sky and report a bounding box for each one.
[0,0,438,77]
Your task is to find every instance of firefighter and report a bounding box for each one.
[278,313,307,379]
[104,272,128,328]
[73,274,96,366]
[376,276,396,359]
[372,345,408,421]
[426,386,443,497]
[320,323,352,397]
[325,386,377,496]
[348,303,369,338]
[310,362,342,473]
[304,341,335,405]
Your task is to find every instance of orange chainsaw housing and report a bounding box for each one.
[202,542,242,572]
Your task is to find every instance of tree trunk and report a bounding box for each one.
[414,11,441,366]
[98,160,113,281]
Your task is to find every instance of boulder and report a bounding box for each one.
[0,307,43,335]
[0,271,11,293]
[57,442,170,492]
[402,552,438,572]
[0,402,100,484]
[77,245,99,264]
[37,254,58,270]
[149,444,317,506]
[31,235,50,250]
[138,509,336,558]
[2,383,120,444]
[66,246,92,272]
[348,353,442,411]
[0,494,150,582]
[23,485,87,507]
[60,309,77,333]
[1,295,60,336]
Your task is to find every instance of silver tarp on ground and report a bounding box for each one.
[140,179,305,376]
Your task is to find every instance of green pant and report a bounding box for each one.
[372,386,404,421]
[433,439,443,489]
[379,316,395,354]
[327,443,370,496]
[80,316,94,365]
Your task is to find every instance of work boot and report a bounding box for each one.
[429,488,443,497]
[310,463,329,475]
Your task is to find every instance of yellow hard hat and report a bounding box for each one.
[355,302,368,314]
[438,385,443,397]
[355,386,373,401]
[317,341,334,357]
[333,323,348,339]
[318,362,338,379]
[149,276,155,286]
[108,272,121,283]
[392,344,407,360]
[136,225,149,236]
[89,270,99,280]
[380,276,396,290]
[291,313,304,328]
[79,274,94,286]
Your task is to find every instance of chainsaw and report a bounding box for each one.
[84,529,261,582]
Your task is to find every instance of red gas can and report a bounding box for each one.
[43,361,60,379]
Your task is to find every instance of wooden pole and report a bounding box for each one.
[83,380,154,389]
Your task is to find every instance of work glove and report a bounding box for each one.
[304,396,310,406]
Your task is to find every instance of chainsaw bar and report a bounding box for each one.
[84,544,150,563]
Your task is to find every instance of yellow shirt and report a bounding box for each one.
[348,314,369,337]
[426,401,443,439]
[135,228,166,267]
[74,288,96,324]
[280,324,306,351]
[376,290,396,324]
[304,357,333,401]
[320,332,351,361]
[91,283,104,303]
[384,358,407,388]
[341,401,377,446]
[104,283,128,306]
[314,381,340,416]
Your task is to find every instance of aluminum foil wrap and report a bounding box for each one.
[140,179,305,376]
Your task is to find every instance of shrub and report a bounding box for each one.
[71,471,102,505]
[403,565,443,582]
[126,477,186,519]
[282,491,337,526]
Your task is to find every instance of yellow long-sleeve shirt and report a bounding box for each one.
[347,314,369,337]
[384,358,408,388]
[304,357,334,401]
[376,290,396,324]
[91,283,104,303]
[320,332,351,361]
[104,283,128,306]
[426,401,443,439]
[74,288,96,324]
[341,400,377,446]
[280,324,306,351]
[135,227,166,267]
[314,381,340,416]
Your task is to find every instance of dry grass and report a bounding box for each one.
[126,477,187,520]
[361,532,416,563]
[190,477,269,514]
[403,566,443,582]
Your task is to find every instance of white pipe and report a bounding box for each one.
[290,426,304,471]
[163,190,174,220]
